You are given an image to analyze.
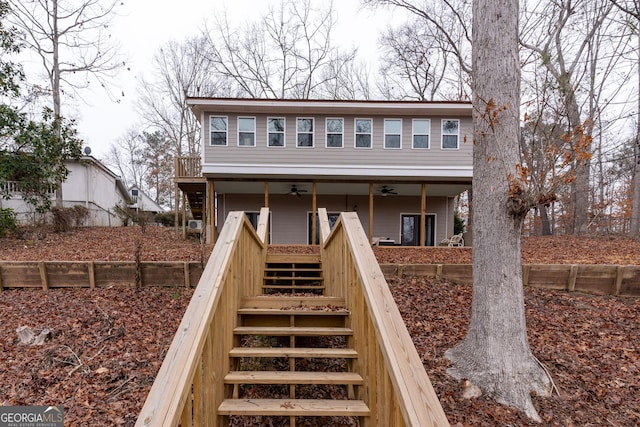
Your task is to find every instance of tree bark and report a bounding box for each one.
[445,0,551,421]
[631,28,640,236]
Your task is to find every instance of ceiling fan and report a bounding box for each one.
[288,185,308,197]
[380,185,398,196]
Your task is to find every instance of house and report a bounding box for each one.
[128,185,164,216]
[2,155,130,226]
[179,98,473,246]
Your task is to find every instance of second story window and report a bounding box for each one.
[210,116,228,146]
[413,119,430,149]
[384,119,402,149]
[326,118,343,148]
[238,117,256,147]
[442,119,459,149]
[297,118,314,147]
[355,118,372,148]
[268,117,285,147]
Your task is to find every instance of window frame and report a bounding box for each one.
[267,117,286,148]
[210,115,228,146]
[384,118,402,149]
[237,116,256,147]
[325,117,344,148]
[354,118,373,149]
[412,119,430,149]
[441,119,460,150]
[296,117,315,148]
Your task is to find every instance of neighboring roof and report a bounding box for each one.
[128,185,165,213]
[186,97,473,119]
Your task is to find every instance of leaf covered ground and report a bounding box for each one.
[0,227,639,426]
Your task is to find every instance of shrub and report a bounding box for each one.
[50,205,89,232]
[0,208,17,236]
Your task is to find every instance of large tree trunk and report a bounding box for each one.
[631,30,640,236]
[445,0,551,421]
[52,0,63,208]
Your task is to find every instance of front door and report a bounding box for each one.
[401,214,435,246]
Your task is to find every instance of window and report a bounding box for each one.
[297,118,314,147]
[238,117,255,147]
[326,118,343,148]
[442,119,459,149]
[384,119,402,149]
[268,117,285,147]
[413,119,430,149]
[355,118,372,148]
[210,116,228,146]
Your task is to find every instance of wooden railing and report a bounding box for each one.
[318,208,450,427]
[136,208,269,426]
[174,156,202,178]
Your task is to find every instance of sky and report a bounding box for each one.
[53,0,397,159]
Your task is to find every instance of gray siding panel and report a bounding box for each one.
[204,113,472,169]
[218,193,452,245]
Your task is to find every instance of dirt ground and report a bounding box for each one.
[0,226,638,426]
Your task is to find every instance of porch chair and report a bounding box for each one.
[440,232,464,247]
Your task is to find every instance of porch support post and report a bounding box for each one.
[208,180,215,245]
[174,183,179,236]
[264,182,269,208]
[369,183,374,245]
[181,192,187,239]
[420,183,427,247]
[312,182,317,244]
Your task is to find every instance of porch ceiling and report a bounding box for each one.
[210,180,470,197]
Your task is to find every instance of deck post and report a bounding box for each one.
[420,183,426,247]
[369,183,374,245]
[208,180,215,245]
[312,182,317,244]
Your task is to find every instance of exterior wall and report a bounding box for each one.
[3,159,127,226]
[61,162,127,226]
[202,113,472,169]
[219,193,453,245]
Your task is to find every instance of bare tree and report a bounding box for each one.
[445,0,552,421]
[377,22,450,101]
[105,128,147,191]
[363,0,472,76]
[203,0,365,99]
[137,37,222,157]
[8,0,124,206]
[611,0,640,236]
[520,0,615,234]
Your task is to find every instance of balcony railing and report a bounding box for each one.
[174,156,202,178]
[0,181,56,195]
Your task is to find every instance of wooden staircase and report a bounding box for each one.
[218,254,370,425]
[136,209,450,427]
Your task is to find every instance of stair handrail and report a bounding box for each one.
[318,208,450,427]
[136,210,268,427]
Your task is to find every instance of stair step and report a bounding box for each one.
[266,254,321,263]
[263,285,325,290]
[234,326,353,336]
[264,267,322,272]
[241,296,346,309]
[237,308,349,316]
[229,347,358,358]
[225,371,363,385]
[218,398,370,417]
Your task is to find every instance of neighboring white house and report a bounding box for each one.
[2,156,130,226]
[128,185,164,215]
